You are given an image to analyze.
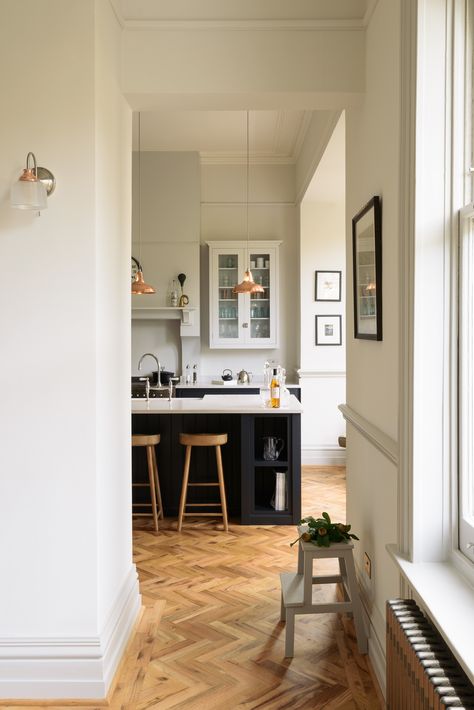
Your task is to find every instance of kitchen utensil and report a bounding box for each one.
[262,436,284,461]
[237,369,251,384]
[222,368,233,381]
[177,273,189,307]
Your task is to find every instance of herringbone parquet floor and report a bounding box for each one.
[5,467,383,710]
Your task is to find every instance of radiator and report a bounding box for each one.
[386,599,474,709]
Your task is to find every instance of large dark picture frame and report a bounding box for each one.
[352,196,382,340]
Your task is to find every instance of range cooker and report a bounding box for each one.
[131,377,168,398]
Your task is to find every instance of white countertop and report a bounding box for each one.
[175,382,300,389]
[132,394,303,414]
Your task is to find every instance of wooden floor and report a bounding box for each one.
[5,467,383,710]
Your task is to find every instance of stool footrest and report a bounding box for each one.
[185,503,222,507]
[183,512,224,517]
[280,572,352,613]
[188,482,219,487]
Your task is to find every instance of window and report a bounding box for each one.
[459,207,474,562]
[458,0,474,564]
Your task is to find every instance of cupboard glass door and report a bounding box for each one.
[217,253,240,341]
[248,250,275,344]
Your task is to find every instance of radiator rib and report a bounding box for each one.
[386,599,474,709]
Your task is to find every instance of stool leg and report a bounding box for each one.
[344,551,368,653]
[146,445,159,534]
[178,445,192,531]
[215,445,229,532]
[280,591,286,622]
[284,609,295,657]
[151,445,164,519]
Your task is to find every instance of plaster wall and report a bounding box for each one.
[0,0,138,698]
[200,163,299,379]
[344,0,401,688]
[0,0,98,640]
[122,26,365,109]
[299,114,346,463]
[131,151,200,376]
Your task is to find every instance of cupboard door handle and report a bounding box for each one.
[242,322,249,328]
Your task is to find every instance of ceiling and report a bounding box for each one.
[117,0,370,22]
[125,2,360,167]
[135,110,313,164]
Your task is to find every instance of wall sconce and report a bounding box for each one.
[11,152,56,211]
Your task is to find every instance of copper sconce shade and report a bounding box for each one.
[11,152,55,211]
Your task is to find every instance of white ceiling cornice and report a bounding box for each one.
[199,153,298,166]
[122,19,366,31]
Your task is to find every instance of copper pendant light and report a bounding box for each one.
[131,256,156,294]
[132,112,156,295]
[233,111,264,295]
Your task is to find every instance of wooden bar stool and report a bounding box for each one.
[177,433,229,532]
[131,434,163,534]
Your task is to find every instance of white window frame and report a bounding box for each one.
[456,0,474,566]
[459,207,474,562]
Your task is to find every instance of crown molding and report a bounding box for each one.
[122,18,366,32]
[199,152,296,165]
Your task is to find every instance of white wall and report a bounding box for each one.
[122,26,365,110]
[299,114,346,464]
[131,151,201,376]
[200,162,299,380]
[0,0,139,698]
[344,0,401,692]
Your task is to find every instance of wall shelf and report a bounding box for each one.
[131,307,199,336]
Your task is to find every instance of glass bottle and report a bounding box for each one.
[270,368,280,408]
[169,279,179,307]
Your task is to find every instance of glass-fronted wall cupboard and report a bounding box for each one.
[207,241,281,348]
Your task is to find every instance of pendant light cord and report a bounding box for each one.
[138,112,142,267]
[246,110,250,267]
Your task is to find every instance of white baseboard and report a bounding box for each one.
[356,566,386,700]
[302,445,346,465]
[0,565,141,700]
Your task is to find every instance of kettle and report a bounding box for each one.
[237,369,252,384]
[221,368,233,382]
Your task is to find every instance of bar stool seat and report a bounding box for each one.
[131,433,163,534]
[178,433,229,531]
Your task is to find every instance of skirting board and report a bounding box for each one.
[0,566,141,700]
[356,565,387,699]
[302,446,346,466]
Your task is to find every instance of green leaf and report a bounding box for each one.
[322,511,331,524]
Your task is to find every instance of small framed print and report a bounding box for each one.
[315,315,342,346]
[315,270,342,302]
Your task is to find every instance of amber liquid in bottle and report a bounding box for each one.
[270,368,280,408]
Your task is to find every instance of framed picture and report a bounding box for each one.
[352,196,382,340]
[315,270,342,301]
[315,315,342,346]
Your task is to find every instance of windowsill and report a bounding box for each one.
[387,543,474,685]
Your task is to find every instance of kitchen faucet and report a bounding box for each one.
[138,352,161,387]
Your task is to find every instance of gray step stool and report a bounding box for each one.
[279,530,368,657]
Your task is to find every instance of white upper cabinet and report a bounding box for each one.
[207,241,281,349]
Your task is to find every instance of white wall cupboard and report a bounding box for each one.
[207,241,281,349]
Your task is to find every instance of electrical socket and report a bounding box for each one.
[364,552,372,578]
